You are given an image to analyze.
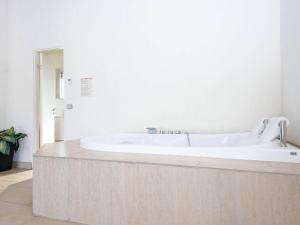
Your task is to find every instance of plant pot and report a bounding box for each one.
[0,144,15,172]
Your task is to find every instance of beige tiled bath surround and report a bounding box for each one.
[0,169,80,225]
[34,141,300,225]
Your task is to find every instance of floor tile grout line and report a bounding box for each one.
[0,199,32,207]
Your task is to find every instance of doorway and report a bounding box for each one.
[36,49,64,147]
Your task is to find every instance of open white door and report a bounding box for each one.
[39,49,64,146]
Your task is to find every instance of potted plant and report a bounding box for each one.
[0,127,27,172]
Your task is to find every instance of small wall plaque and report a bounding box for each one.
[81,77,93,96]
[66,104,73,109]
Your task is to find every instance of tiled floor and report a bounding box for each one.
[0,169,79,225]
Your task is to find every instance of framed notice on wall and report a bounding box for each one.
[81,77,93,96]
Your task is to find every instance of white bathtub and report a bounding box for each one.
[80,133,300,163]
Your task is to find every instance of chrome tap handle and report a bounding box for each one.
[279,120,287,147]
[146,128,157,134]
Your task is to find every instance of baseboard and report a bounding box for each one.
[13,161,32,170]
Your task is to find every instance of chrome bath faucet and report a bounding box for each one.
[279,120,287,147]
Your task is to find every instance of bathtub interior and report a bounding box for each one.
[79,132,300,163]
[189,133,262,147]
[81,117,292,149]
[81,133,188,147]
[81,132,278,149]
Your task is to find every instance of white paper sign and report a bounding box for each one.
[81,77,93,96]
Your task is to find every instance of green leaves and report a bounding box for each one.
[6,127,15,136]
[1,136,16,144]
[0,141,10,155]
[0,127,26,156]
[15,133,27,140]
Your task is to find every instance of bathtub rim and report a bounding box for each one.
[34,140,300,176]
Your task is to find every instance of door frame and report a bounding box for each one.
[33,47,64,153]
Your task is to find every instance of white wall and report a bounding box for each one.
[0,0,9,129]
[6,0,281,162]
[281,0,300,145]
